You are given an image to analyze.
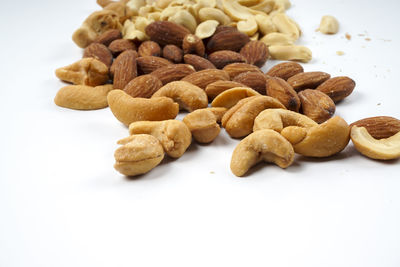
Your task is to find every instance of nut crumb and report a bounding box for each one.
[210,171,215,174]
[377,103,381,106]
[345,33,351,40]
[365,38,371,41]
[336,51,345,56]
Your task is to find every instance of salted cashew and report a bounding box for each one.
[249,32,259,41]
[247,0,275,14]
[114,134,164,176]
[198,7,231,25]
[350,126,400,160]
[134,16,153,32]
[268,45,312,63]
[160,6,182,20]
[221,95,286,138]
[318,15,339,34]
[195,20,220,39]
[107,90,179,126]
[151,81,208,112]
[126,120,192,158]
[126,0,146,15]
[207,107,228,123]
[237,17,258,36]
[230,129,295,177]
[168,10,198,33]
[122,19,149,41]
[255,14,277,35]
[183,109,221,143]
[211,87,261,109]
[154,0,174,9]
[260,32,294,46]
[280,116,350,157]
[222,0,253,20]
[272,13,300,40]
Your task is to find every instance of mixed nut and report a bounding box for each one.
[54,0,400,177]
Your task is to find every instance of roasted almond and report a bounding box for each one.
[266,77,300,112]
[136,56,173,74]
[145,21,190,47]
[123,74,163,98]
[287,71,331,92]
[162,45,183,63]
[316,76,356,102]
[181,69,230,89]
[208,51,247,69]
[298,89,335,123]
[182,34,205,56]
[138,41,161,57]
[207,30,250,53]
[350,116,400,139]
[205,81,247,100]
[214,25,238,35]
[183,54,216,71]
[222,62,262,79]
[108,39,136,56]
[113,50,138,89]
[233,72,267,94]
[239,41,269,67]
[83,43,113,67]
[266,61,304,80]
[150,64,195,84]
[110,50,138,77]
[93,29,122,46]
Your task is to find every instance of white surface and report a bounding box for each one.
[1,1,400,266]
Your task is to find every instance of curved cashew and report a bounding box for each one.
[114,134,164,176]
[168,10,197,33]
[195,20,220,39]
[260,32,294,46]
[125,120,192,158]
[107,90,179,126]
[280,116,350,157]
[237,17,258,36]
[211,87,261,109]
[272,13,300,40]
[123,19,149,41]
[151,81,208,112]
[198,7,231,25]
[350,126,400,160]
[230,129,295,177]
[183,109,221,143]
[268,45,312,63]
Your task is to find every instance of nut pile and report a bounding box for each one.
[54,0,400,178]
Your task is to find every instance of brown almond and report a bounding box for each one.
[298,89,335,123]
[113,50,137,89]
[183,54,216,71]
[181,69,230,89]
[214,25,238,35]
[239,41,269,67]
[162,45,183,63]
[266,62,304,80]
[110,50,138,77]
[208,51,247,69]
[316,76,356,102]
[222,62,262,79]
[207,31,250,53]
[182,34,205,56]
[150,64,195,84]
[93,29,122,46]
[145,21,191,47]
[350,116,400,139]
[287,71,331,92]
[205,81,247,100]
[108,39,136,56]
[233,72,267,94]
[266,77,300,112]
[123,74,163,98]
[136,56,173,74]
[138,41,161,57]
[83,43,113,67]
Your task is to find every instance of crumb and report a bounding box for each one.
[358,33,365,36]
[361,45,366,48]
[339,69,342,72]
[210,171,215,174]
[345,33,352,40]
[322,61,326,64]
[336,51,345,56]
[377,103,381,106]
[365,38,371,41]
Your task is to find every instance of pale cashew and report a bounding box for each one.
[147,11,161,21]
[126,120,192,158]
[122,19,149,41]
[114,134,164,176]
[207,107,228,123]
[255,14,277,35]
[268,45,312,63]
[230,129,295,177]
[250,32,259,41]
[211,87,261,109]
[350,126,400,160]
[183,109,221,143]
[126,0,146,15]
[318,15,339,34]
[205,81,247,100]
[260,32,294,46]
[198,7,231,25]
[280,116,350,157]
[246,0,275,14]
[155,0,174,9]
[272,13,300,40]
[134,16,153,32]
[222,0,253,21]
[160,6,182,20]
[107,90,179,126]
[195,20,220,39]
[222,95,286,138]
[237,17,258,36]
[151,81,208,112]
[168,10,198,33]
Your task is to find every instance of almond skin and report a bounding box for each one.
[266,61,304,80]
[183,54,216,71]
[222,63,262,79]
[205,81,247,100]
[123,74,163,98]
[83,43,113,67]
[233,72,267,94]
[136,56,173,74]
[316,76,356,102]
[138,41,161,57]
[145,21,190,47]
[266,77,300,112]
[110,50,137,77]
[240,41,269,67]
[208,51,246,69]
[108,39,136,56]
[214,25,238,35]
[162,45,183,63]
[93,29,122,46]
[287,71,331,92]
[350,116,400,139]
[298,89,335,123]
[207,30,250,53]
[113,50,138,89]
[181,69,230,89]
[182,34,205,56]
[150,64,195,84]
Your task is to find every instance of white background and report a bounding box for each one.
[1,0,400,266]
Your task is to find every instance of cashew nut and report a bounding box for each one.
[168,10,198,33]
[126,0,146,15]
[268,45,312,63]
[211,87,261,109]
[107,90,179,126]
[260,32,294,46]
[222,0,253,21]
[198,7,231,25]
[195,20,220,39]
[255,14,277,35]
[350,126,400,160]
[205,81,247,100]
[272,13,300,40]
[183,109,221,143]
[318,15,339,34]
[237,17,258,36]
[151,81,208,112]
[123,19,149,41]
[230,129,295,177]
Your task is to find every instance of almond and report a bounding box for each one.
[208,51,247,69]
[266,61,304,80]
[239,41,269,67]
[222,63,262,79]
[145,21,190,47]
[138,41,161,57]
[207,30,250,53]
[182,34,205,57]
[205,81,247,100]
[108,39,136,56]
[113,50,137,89]
[136,56,173,74]
[287,71,331,92]
[214,25,238,35]
[183,54,216,71]
[150,64,195,84]
[110,50,138,77]
[266,77,300,112]
[233,72,267,94]
[350,116,400,139]
[316,76,356,102]
[93,29,122,46]
[123,74,163,98]
[162,45,183,63]
[181,69,230,89]
[83,43,113,67]
[298,89,335,123]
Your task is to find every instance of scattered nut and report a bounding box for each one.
[316,76,355,102]
[266,61,304,80]
[183,109,221,143]
[318,15,339,34]
[211,87,261,109]
[268,45,312,63]
[298,89,336,123]
[123,74,162,98]
[287,71,331,92]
